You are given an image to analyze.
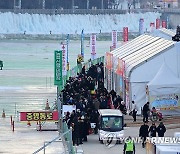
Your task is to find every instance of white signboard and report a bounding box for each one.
[62,105,76,117]
[90,34,96,60]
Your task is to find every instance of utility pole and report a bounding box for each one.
[42,0,45,9]
[87,0,89,9]
[72,0,74,9]
[101,0,104,9]
[19,0,21,9]
[14,0,21,9]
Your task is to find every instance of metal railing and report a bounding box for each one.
[33,127,73,154]
[1,8,180,15]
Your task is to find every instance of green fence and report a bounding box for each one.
[63,122,75,154]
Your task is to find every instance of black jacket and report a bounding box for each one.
[139,124,149,137]
[157,124,166,137]
[149,126,157,137]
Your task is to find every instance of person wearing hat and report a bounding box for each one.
[157,122,166,137]
[123,136,135,154]
[139,121,149,148]
[142,102,150,122]
[149,123,157,137]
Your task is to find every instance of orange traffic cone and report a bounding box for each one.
[45,99,50,110]
[2,109,5,118]
[27,121,31,126]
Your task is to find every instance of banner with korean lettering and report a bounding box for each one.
[106,52,113,70]
[162,21,167,28]
[116,58,123,76]
[116,58,125,76]
[139,18,144,35]
[156,18,160,29]
[54,50,62,85]
[61,44,67,76]
[123,27,128,42]
[90,34,96,60]
[112,30,117,49]
[20,111,58,121]
[150,22,155,32]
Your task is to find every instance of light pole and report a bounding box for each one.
[72,0,74,9]
[87,0,89,9]
[19,0,21,9]
[101,0,104,9]
[42,0,45,9]
[14,0,21,9]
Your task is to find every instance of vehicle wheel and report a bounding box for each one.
[99,138,103,144]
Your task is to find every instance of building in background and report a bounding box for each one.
[159,0,178,8]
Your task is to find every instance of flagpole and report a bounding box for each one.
[66,34,70,70]
[81,29,84,61]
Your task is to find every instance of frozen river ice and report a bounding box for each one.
[0,39,113,116]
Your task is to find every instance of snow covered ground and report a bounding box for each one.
[0,12,161,34]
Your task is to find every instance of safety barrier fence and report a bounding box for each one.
[32,126,73,154]
[0,9,180,15]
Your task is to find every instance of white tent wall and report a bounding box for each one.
[129,43,180,109]
[130,82,148,112]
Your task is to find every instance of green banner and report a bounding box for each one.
[54,50,63,86]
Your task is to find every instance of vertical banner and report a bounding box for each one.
[90,34,96,60]
[106,52,113,70]
[116,58,123,76]
[162,21,167,28]
[123,27,128,42]
[112,30,117,49]
[150,22,155,33]
[156,18,160,29]
[81,29,84,61]
[66,34,70,70]
[125,79,130,110]
[106,52,113,91]
[61,44,67,76]
[139,18,144,35]
[54,50,62,85]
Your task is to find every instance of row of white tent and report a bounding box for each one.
[107,29,180,110]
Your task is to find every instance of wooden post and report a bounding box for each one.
[12,121,14,132]
[10,115,13,125]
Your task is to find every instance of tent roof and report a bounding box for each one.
[111,34,175,78]
[147,62,180,95]
[158,28,176,37]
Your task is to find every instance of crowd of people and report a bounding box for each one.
[61,63,126,145]
[59,62,167,150]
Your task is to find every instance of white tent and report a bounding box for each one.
[148,62,180,96]
[151,28,176,40]
[107,34,180,110]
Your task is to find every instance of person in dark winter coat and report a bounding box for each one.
[157,122,166,137]
[78,116,84,144]
[82,115,90,141]
[149,123,157,137]
[72,116,80,146]
[139,122,149,148]
[143,102,150,122]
